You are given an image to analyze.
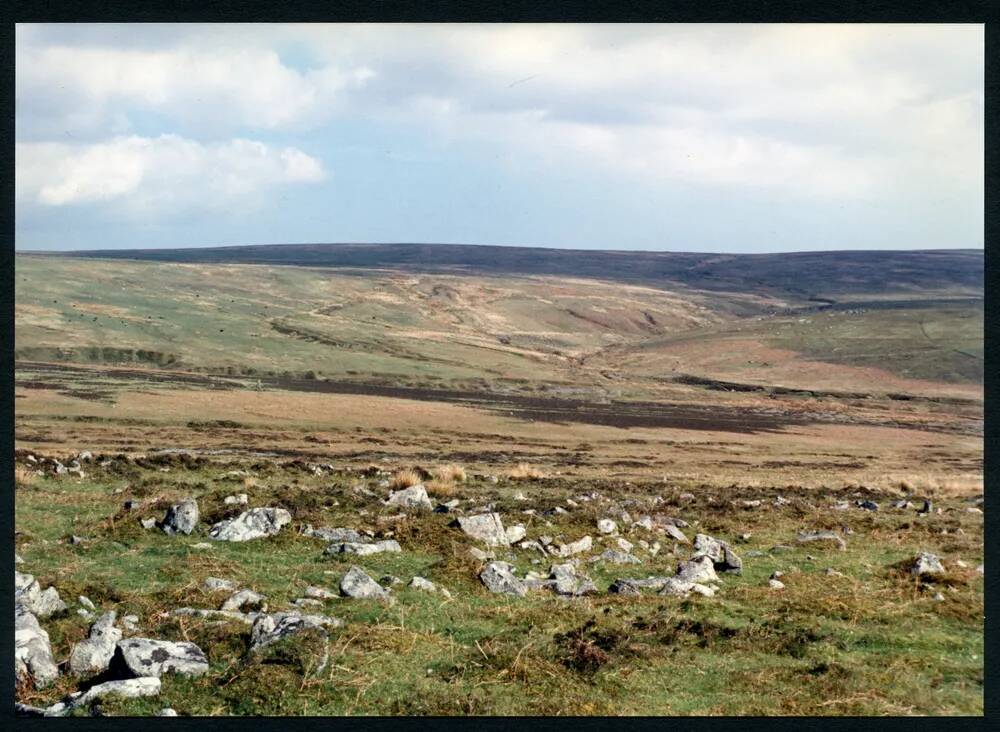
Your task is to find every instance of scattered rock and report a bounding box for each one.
[15,605,58,688]
[796,530,847,551]
[597,519,617,534]
[675,555,719,584]
[454,513,510,546]
[121,615,140,632]
[408,576,452,598]
[203,577,237,593]
[768,579,786,590]
[339,566,391,600]
[549,563,598,596]
[556,535,593,557]
[325,540,402,556]
[15,572,67,619]
[825,568,844,577]
[505,524,527,544]
[157,708,178,717]
[693,533,743,574]
[479,561,527,597]
[140,518,157,530]
[911,551,945,578]
[594,549,642,564]
[220,589,266,612]
[659,577,716,598]
[616,537,634,553]
[304,585,337,600]
[78,595,96,611]
[224,493,249,506]
[160,499,199,535]
[469,547,494,561]
[302,524,367,544]
[664,523,689,544]
[385,484,433,512]
[111,638,209,678]
[172,608,259,623]
[209,507,291,542]
[69,611,121,676]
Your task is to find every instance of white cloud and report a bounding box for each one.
[14,23,983,214]
[16,135,326,214]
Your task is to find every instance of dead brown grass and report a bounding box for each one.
[508,463,545,481]
[14,465,38,487]
[389,468,422,490]
[425,479,458,498]
[432,464,467,483]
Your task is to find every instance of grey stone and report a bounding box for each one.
[616,537,634,553]
[112,638,209,678]
[556,535,593,557]
[304,585,337,600]
[659,578,716,597]
[455,513,510,546]
[249,611,340,660]
[769,579,786,590]
[469,547,495,561]
[693,533,743,574]
[340,566,391,600]
[505,524,527,544]
[408,576,452,598]
[386,484,433,512]
[325,539,401,556]
[69,611,121,676]
[209,507,291,542]
[140,518,157,529]
[67,677,162,713]
[676,555,719,584]
[594,549,642,564]
[121,614,140,632]
[549,563,598,596]
[15,572,67,619]
[220,589,266,612]
[160,499,199,535]
[796,530,847,551]
[303,525,364,543]
[172,608,259,624]
[664,523,689,544]
[203,577,238,592]
[157,708,178,717]
[224,493,249,506]
[911,551,945,578]
[78,595,96,611]
[15,604,58,688]
[479,561,527,596]
[597,519,617,534]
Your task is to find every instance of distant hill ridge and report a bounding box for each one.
[31,242,983,301]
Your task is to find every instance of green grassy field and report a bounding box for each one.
[15,459,983,716]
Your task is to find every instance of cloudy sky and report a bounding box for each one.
[15,23,984,252]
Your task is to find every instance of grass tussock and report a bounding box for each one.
[425,479,458,498]
[508,463,545,481]
[389,469,422,490]
[14,465,38,487]
[432,464,467,483]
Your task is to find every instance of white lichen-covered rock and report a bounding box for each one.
[160,498,199,535]
[339,566,391,600]
[663,523,689,544]
[505,524,527,544]
[15,572,67,619]
[224,493,249,506]
[479,561,527,597]
[675,555,720,584]
[597,519,617,535]
[304,585,338,600]
[172,608,259,624]
[549,563,598,596]
[303,525,364,543]
[325,539,401,556]
[72,677,162,710]
[408,576,452,598]
[556,535,593,557]
[911,551,945,578]
[209,507,291,542]
[111,638,209,678]
[797,530,847,551]
[385,484,433,512]
[693,533,743,574]
[455,513,510,546]
[203,577,238,592]
[593,549,641,565]
[15,604,59,688]
[69,611,121,676]
[659,577,717,598]
[249,612,341,653]
[220,589,266,612]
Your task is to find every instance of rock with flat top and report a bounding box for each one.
[325,540,401,556]
[111,638,208,678]
[209,507,290,542]
[69,611,121,676]
[455,513,510,546]
[386,485,433,512]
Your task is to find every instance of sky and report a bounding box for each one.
[15,23,984,253]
